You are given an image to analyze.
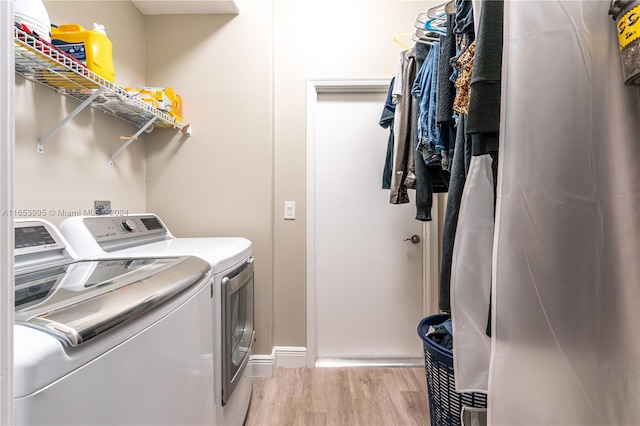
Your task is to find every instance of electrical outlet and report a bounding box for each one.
[94,200,111,215]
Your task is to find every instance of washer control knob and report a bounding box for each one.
[122,219,138,232]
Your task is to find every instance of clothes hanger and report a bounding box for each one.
[393,32,413,51]
[427,0,455,19]
[412,33,434,46]
[413,28,439,45]
[415,12,429,26]
[444,1,455,14]
[425,19,447,35]
[414,28,441,41]
[415,17,446,35]
[415,11,445,28]
[426,2,447,18]
[416,8,447,35]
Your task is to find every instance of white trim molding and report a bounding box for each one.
[250,346,307,377]
[306,78,391,94]
[0,1,15,424]
[315,358,423,368]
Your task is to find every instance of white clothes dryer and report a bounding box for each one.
[59,214,255,426]
[13,219,215,426]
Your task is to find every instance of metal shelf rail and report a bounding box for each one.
[14,26,192,165]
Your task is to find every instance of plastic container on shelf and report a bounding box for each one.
[162,87,182,122]
[14,0,51,41]
[417,314,487,426]
[51,23,115,82]
[125,87,182,121]
[125,88,160,109]
[609,0,640,85]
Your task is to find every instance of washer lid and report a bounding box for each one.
[15,256,210,346]
[109,237,252,274]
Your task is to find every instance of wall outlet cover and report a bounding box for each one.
[94,200,111,215]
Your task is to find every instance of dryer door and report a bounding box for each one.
[222,256,254,405]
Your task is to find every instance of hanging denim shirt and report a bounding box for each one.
[412,49,429,151]
[412,41,440,157]
[428,55,441,153]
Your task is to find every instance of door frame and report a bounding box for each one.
[305,77,440,367]
[1,0,15,422]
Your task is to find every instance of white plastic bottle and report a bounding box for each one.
[14,0,52,41]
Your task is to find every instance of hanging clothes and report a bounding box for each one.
[413,41,440,158]
[385,7,455,218]
[439,114,472,313]
[454,0,475,35]
[453,40,476,115]
[439,6,477,313]
[379,77,396,190]
[412,41,451,222]
[389,49,417,204]
[446,0,501,395]
[467,0,503,158]
[436,12,458,172]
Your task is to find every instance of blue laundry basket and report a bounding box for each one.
[417,314,487,426]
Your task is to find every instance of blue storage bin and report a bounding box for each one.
[417,314,487,426]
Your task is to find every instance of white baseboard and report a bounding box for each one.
[249,346,307,377]
[275,346,307,368]
[249,348,276,377]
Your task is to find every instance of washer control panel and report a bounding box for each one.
[121,219,138,232]
[14,220,66,256]
[83,215,168,244]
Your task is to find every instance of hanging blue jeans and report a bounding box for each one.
[412,41,440,156]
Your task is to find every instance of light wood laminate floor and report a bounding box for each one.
[245,367,430,426]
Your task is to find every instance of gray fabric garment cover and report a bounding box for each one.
[490,1,640,424]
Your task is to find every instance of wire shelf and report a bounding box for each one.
[14,26,190,133]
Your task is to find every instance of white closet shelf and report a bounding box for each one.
[14,26,192,164]
[131,0,239,15]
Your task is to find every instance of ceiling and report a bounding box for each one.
[130,0,239,15]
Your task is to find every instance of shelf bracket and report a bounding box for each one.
[37,87,106,154]
[109,116,158,167]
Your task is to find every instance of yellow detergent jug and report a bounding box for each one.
[51,23,115,83]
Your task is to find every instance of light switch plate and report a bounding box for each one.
[284,201,295,220]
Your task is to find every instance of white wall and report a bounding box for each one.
[144,0,274,354]
[272,0,438,347]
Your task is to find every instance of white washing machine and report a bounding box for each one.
[59,214,255,426]
[13,219,215,425]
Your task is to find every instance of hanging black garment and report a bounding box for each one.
[379,77,396,189]
[436,13,457,126]
[466,0,504,157]
[439,114,472,312]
